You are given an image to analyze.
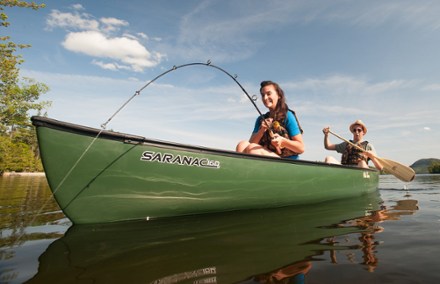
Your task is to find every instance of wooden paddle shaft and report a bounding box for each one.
[328,130,366,152]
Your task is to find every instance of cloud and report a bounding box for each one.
[46,9,99,31]
[63,31,161,71]
[100,17,129,32]
[92,60,130,71]
[71,4,84,11]
[46,7,165,72]
[136,32,149,40]
[99,17,129,27]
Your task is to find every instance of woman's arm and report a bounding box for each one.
[249,117,272,144]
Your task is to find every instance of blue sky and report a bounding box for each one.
[5,0,440,166]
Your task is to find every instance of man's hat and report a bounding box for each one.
[349,119,367,134]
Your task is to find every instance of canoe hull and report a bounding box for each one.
[32,116,379,224]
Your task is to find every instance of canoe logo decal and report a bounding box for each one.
[150,266,216,284]
[140,151,220,169]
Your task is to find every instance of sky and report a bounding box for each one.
[4,0,440,166]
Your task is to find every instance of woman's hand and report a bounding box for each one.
[260,118,273,132]
[270,133,285,149]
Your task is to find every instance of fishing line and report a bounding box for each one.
[13,130,105,245]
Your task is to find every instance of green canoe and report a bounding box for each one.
[32,116,379,224]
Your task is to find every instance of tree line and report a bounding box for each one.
[1,1,49,174]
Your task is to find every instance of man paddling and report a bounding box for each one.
[322,120,383,170]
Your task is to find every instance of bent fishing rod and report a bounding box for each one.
[100,60,271,132]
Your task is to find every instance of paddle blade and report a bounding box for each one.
[378,157,416,182]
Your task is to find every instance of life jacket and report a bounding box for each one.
[341,140,369,165]
[258,110,303,158]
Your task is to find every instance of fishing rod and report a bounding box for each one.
[100,60,279,152]
[100,60,268,128]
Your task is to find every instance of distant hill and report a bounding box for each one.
[410,158,440,174]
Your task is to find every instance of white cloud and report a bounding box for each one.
[46,9,99,31]
[92,60,130,71]
[46,7,164,72]
[62,31,161,71]
[71,4,84,11]
[100,17,128,27]
[137,32,148,39]
[100,17,129,32]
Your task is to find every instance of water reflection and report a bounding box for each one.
[0,176,66,247]
[320,198,419,274]
[1,176,69,284]
[241,197,420,283]
[239,260,312,283]
[26,192,385,284]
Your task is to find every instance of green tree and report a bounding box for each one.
[429,162,440,174]
[1,0,49,173]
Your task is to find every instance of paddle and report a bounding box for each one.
[328,130,415,182]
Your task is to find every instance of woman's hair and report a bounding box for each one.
[260,80,288,121]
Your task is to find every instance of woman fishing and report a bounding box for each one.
[236,80,304,159]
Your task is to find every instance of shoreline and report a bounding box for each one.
[1,172,46,177]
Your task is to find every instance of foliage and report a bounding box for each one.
[0,1,49,173]
[1,77,51,132]
[428,162,440,174]
[410,158,440,174]
[0,135,43,173]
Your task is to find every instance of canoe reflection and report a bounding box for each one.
[27,192,384,284]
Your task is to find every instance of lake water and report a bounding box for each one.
[0,174,439,284]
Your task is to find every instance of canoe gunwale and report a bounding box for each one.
[31,115,378,173]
